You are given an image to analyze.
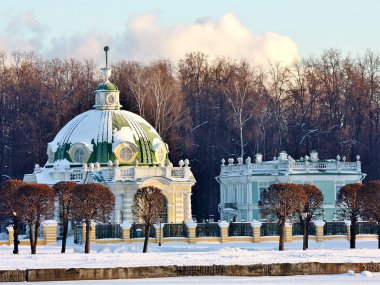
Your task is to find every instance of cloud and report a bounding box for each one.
[118,12,299,66]
[0,12,299,67]
[0,11,47,52]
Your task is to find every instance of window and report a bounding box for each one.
[241,186,247,204]
[115,142,138,164]
[258,183,268,200]
[73,148,86,163]
[69,143,91,163]
[120,145,133,162]
[335,181,345,200]
[335,185,343,200]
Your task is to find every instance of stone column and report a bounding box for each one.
[120,223,131,243]
[122,193,133,223]
[167,203,175,223]
[114,193,123,224]
[218,221,229,243]
[251,221,262,243]
[82,221,96,243]
[344,220,351,240]
[6,226,14,246]
[43,220,58,245]
[284,221,293,243]
[175,194,184,222]
[186,221,197,243]
[183,193,192,222]
[153,223,164,244]
[314,220,325,242]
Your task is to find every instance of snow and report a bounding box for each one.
[0,238,379,270]
[112,126,136,150]
[3,274,380,285]
[49,109,162,157]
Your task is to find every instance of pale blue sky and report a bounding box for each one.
[0,0,379,63]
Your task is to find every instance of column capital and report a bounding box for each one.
[185,221,197,228]
[43,220,58,226]
[218,221,229,228]
[314,220,326,227]
[251,221,262,228]
[120,223,132,229]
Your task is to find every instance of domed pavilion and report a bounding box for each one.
[24,48,195,224]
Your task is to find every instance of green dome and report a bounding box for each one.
[48,109,168,166]
[95,82,119,91]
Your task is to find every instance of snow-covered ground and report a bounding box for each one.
[0,238,379,270]
[3,274,380,285]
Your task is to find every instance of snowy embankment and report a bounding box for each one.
[6,274,380,285]
[0,238,379,270]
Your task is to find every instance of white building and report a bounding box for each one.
[216,151,365,222]
[24,48,195,224]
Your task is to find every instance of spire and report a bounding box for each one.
[104,46,109,68]
[101,46,111,82]
[93,46,121,110]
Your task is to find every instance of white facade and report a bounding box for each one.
[24,49,196,224]
[216,151,365,222]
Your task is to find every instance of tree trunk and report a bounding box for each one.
[85,220,91,254]
[303,218,307,250]
[33,222,40,254]
[143,224,150,253]
[240,123,244,159]
[29,223,36,254]
[61,217,68,253]
[378,223,380,249]
[305,219,310,249]
[279,220,285,251]
[350,219,356,249]
[13,216,20,254]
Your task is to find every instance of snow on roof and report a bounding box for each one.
[112,126,135,150]
[50,109,163,154]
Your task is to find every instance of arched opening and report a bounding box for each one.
[160,194,168,223]
[132,186,168,223]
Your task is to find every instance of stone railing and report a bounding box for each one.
[220,160,361,176]
[69,165,192,183]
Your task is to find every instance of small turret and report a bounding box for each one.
[93,46,122,110]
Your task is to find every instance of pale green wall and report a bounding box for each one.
[313,180,335,204]
[323,208,336,221]
[252,181,258,204]
[253,209,260,220]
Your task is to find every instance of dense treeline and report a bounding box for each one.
[1,49,380,219]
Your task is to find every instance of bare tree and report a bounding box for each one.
[132,186,164,253]
[16,183,54,254]
[259,183,306,251]
[72,183,114,253]
[300,184,323,250]
[222,61,256,159]
[53,181,77,253]
[358,180,380,249]
[146,61,184,141]
[336,183,363,249]
[0,179,25,254]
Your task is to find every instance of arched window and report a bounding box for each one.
[120,145,134,162]
[74,148,86,163]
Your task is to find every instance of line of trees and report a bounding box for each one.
[0,180,114,254]
[336,180,380,249]
[259,181,380,251]
[1,49,380,218]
